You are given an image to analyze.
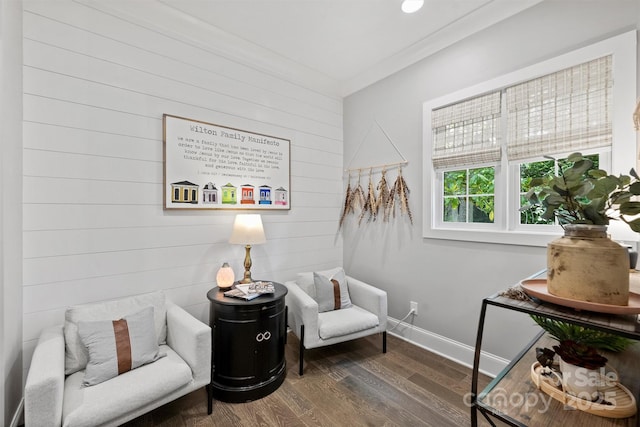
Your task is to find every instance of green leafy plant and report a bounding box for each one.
[531,315,633,351]
[531,315,635,369]
[552,340,608,370]
[520,152,640,230]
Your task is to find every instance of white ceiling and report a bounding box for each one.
[105,0,544,96]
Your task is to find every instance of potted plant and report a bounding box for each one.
[521,153,640,305]
[521,152,640,228]
[531,315,633,400]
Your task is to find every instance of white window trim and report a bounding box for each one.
[422,30,637,247]
[507,149,612,234]
[434,161,503,231]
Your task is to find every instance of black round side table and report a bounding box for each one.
[206,282,287,403]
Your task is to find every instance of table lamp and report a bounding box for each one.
[229,214,266,283]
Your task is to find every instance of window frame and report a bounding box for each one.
[422,30,637,247]
[508,149,612,233]
[435,161,503,231]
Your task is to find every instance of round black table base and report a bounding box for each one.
[211,362,286,403]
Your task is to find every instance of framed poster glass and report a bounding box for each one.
[163,114,291,210]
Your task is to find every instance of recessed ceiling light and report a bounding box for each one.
[401,0,424,14]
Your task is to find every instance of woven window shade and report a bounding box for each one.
[506,55,612,160]
[431,91,501,169]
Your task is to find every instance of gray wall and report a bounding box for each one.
[343,0,639,361]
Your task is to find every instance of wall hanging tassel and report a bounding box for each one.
[351,170,365,213]
[339,173,353,229]
[376,168,390,222]
[384,172,396,222]
[359,168,377,224]
[386,166,413,224]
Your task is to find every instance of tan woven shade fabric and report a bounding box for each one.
[431,91,501,169]
[506,55,612,160]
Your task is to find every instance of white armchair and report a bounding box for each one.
[284,270,387,376]
[24,291,211,427]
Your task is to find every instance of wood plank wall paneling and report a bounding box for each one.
[22,0,344,374]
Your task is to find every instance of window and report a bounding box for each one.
[423,31,636,246]
[519,154,600,225]
[434,56,612,230]
[443,167,495,223]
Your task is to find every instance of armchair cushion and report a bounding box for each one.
[77,306,165,386]
[313,269,352,312]
[317,305,379,340]
[62,345,191,427]
[64,291,167,375]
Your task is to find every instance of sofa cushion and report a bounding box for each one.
[296,267,344,300]
[313,269,352,312]
[317,305,379,340]
[64,291,167,375]
[62,345,191,427]
[78,306,165,386]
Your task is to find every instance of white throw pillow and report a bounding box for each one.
[313,268,352,312]
[78,306,165,386]
[296,267,344,299]
[64,291,167,375]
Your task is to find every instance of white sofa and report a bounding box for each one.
[24,292,211,427]
[285,270,387,376]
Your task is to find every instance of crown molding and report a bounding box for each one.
[339,0,544,96]
[77,0,543,99]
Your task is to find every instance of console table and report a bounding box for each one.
[206,282,288,403]
[471,270,640,426]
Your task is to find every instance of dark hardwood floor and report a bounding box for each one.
[122,332,496,426]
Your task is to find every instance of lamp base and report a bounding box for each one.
[240,245,254,284]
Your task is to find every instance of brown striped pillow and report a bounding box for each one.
[313,269,352,312]
[77,306,164,386]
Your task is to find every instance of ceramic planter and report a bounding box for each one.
[547,224,629,306]
[557,359,608,401]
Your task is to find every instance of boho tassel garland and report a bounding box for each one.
[339,165,412,228]
[340,120,411,228]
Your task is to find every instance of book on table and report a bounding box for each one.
[223,281,275,300]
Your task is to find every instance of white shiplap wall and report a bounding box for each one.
[22,0,343,374]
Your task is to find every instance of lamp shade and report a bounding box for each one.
[216,262,235,288]
[229,214,266,245]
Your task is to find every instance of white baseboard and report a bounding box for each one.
[387,316,508,378]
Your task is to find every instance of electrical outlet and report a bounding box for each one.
[410,301,418,316]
